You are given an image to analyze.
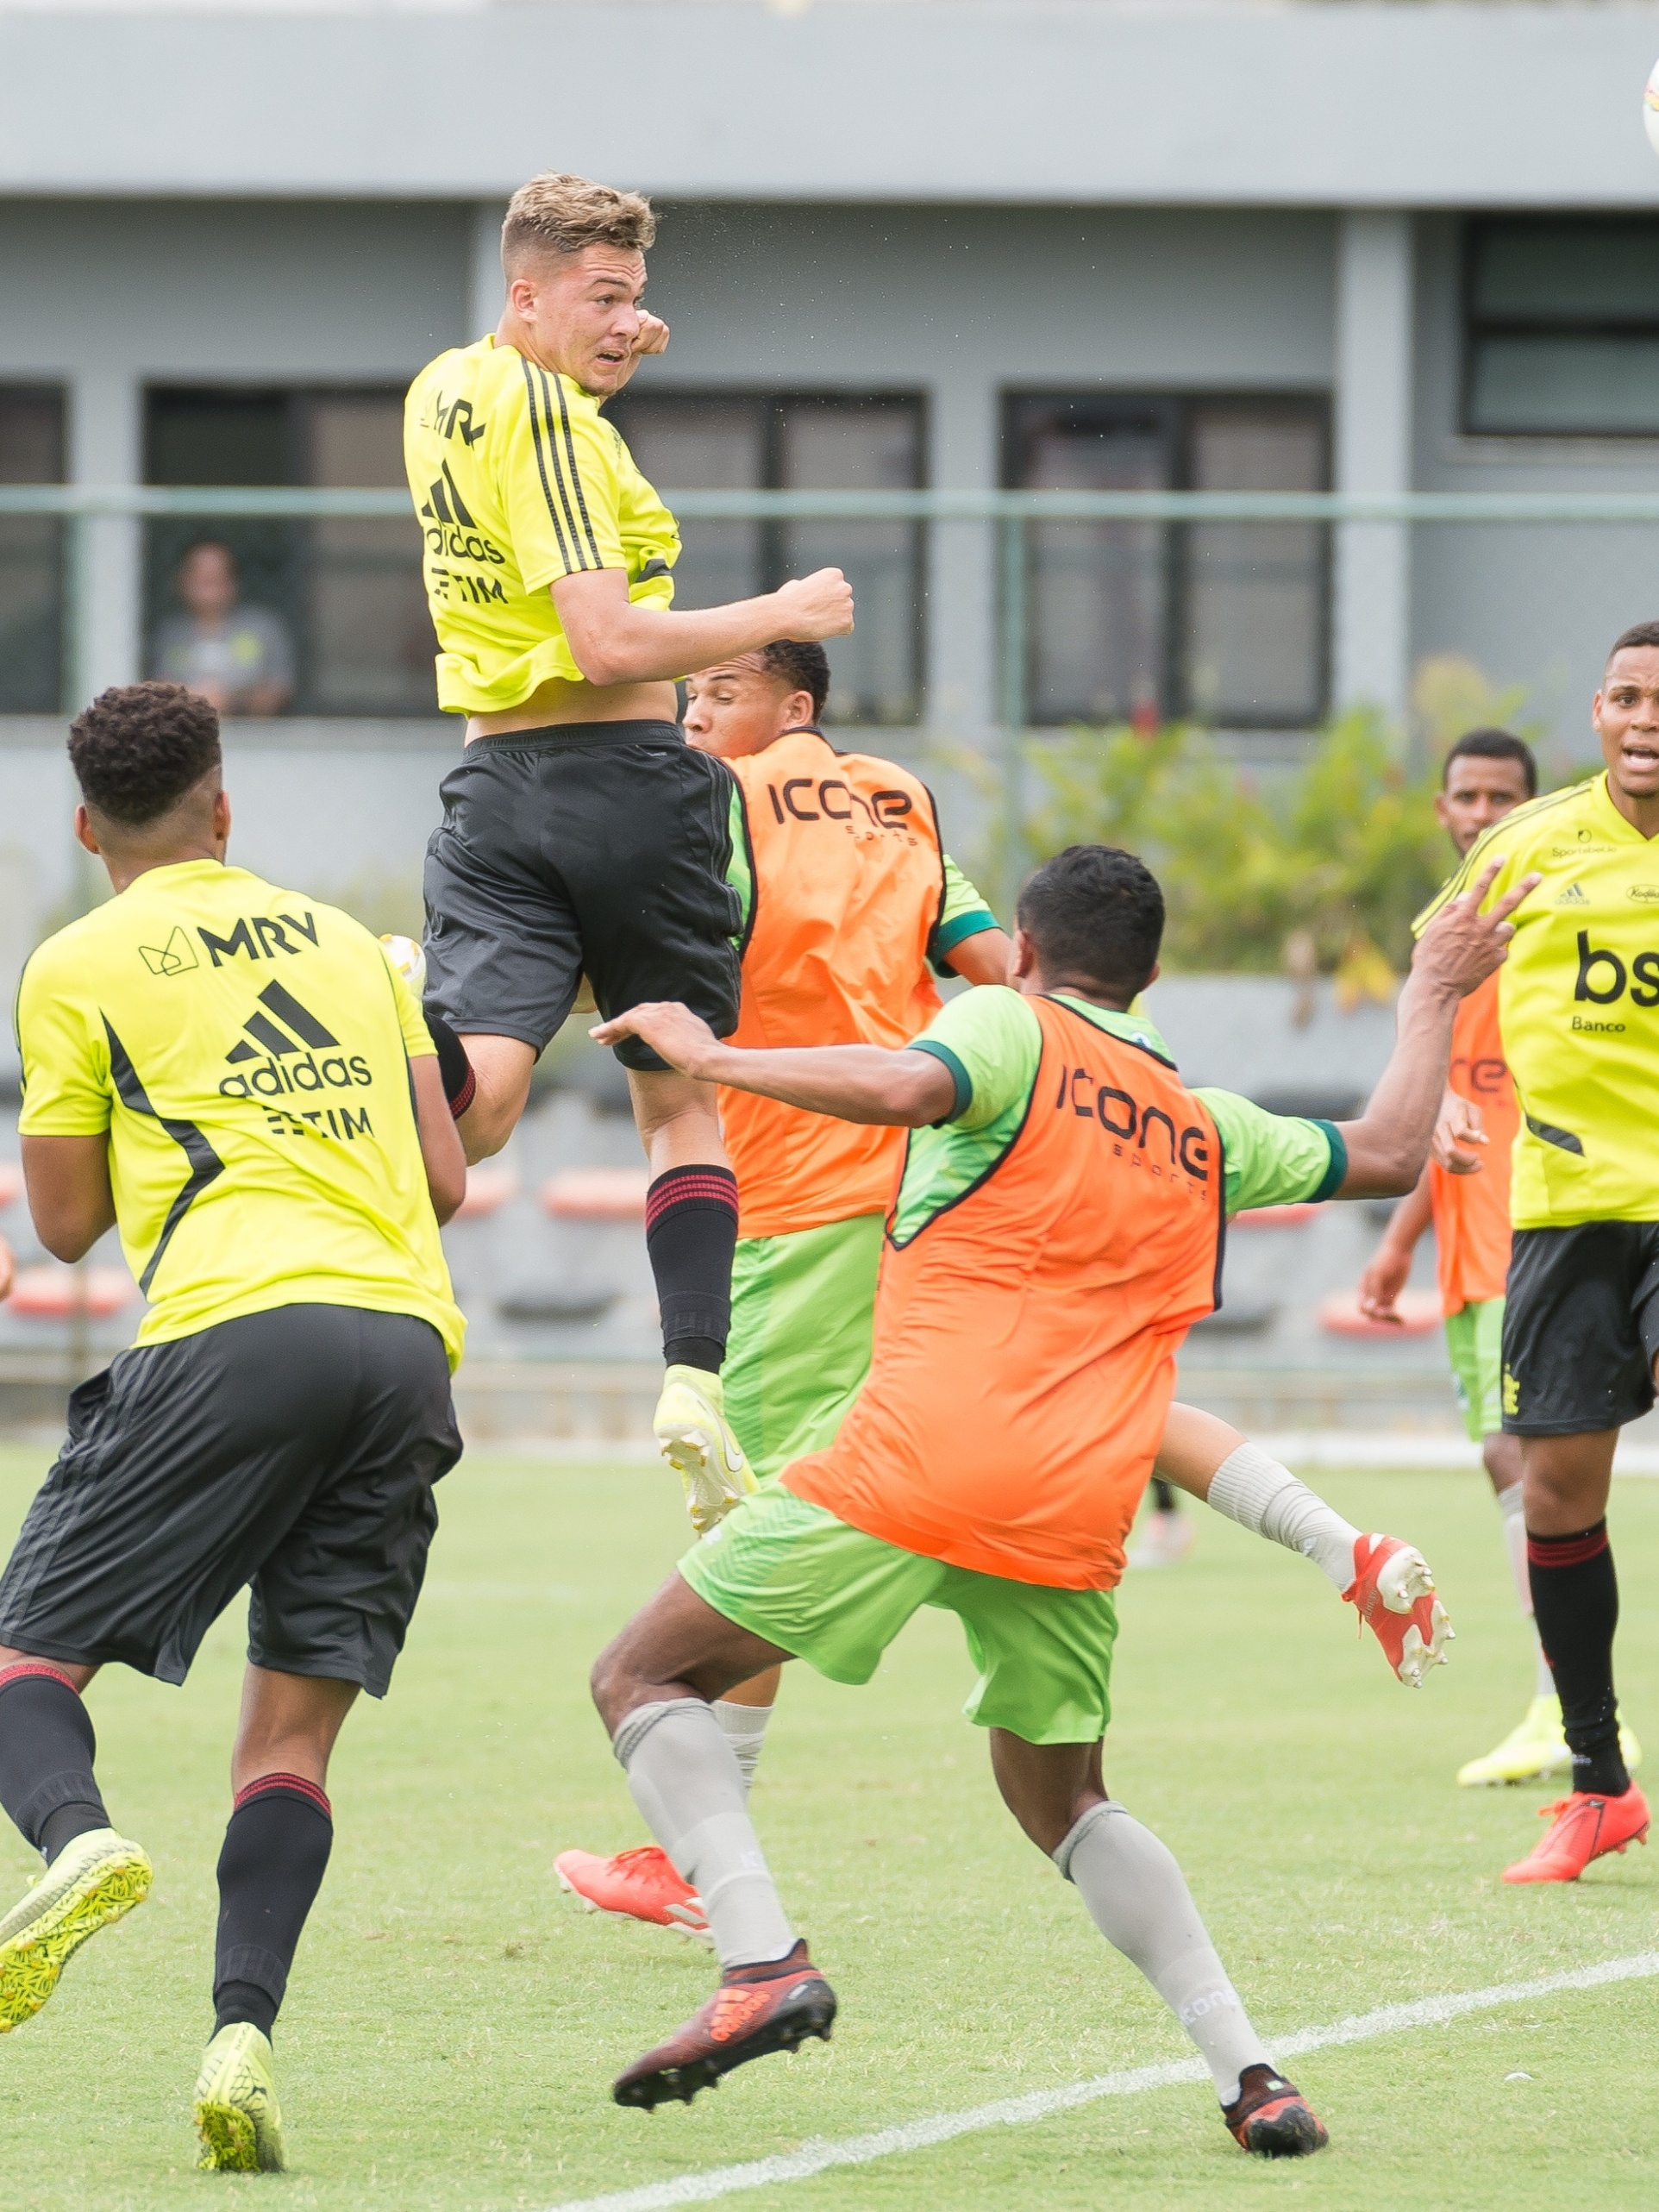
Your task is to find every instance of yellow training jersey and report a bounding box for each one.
[404,335,679,716]
[16,861,465,1367]
[1414,771,1659,1229]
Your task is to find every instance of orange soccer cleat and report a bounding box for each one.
[554,1845,711,1942]
[1222,2065,1329,2157]
[1343,1533,1452,1687]
[612,1939,836,2109]
[1501,1783,1650,1884]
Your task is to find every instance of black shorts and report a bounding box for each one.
[1501,1221,1659,1435]
[0,1305,461,1695]
[423,722,742,1074]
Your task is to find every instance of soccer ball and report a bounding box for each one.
[380,931,427,996]
[1644,57,1659,154]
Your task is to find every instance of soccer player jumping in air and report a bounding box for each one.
[587,843,1524,2155]
[0,684,467,2170]
[1361,729,1642,1788]
[1415,622,1659,1883]
[404,174,853,1520]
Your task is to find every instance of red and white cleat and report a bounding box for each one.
[1343,1533,1452,1687]
[1501,1783,1650,1884]
[554,1845,711,1943]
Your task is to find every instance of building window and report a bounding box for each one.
[1004,394,1328,730]
[1464,218,1659,437]
[143,387,435,717]
[0,386,66,714]
[605,392,925,726]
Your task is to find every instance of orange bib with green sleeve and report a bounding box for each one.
[783,995,1224,1589]
[723,731,947,1239]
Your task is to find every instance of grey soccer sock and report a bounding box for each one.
[1055,1801,1272,2105]
[1206,1442,1361,1591]
[614,1699,796,1970]
[712,1699,773,1800]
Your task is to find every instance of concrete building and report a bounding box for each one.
[4,0,1659,1408]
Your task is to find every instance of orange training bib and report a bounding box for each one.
[784,996,1224,1589]
[723,732,947,1239]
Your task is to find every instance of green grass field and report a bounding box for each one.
[0,1441,1656,2210]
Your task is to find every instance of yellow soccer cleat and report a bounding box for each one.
[654,1363,757,1536]
[194,2021,285,2172]
[1457,1695,1644,1787]
[0,1826,152,2031]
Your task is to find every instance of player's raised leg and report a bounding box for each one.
[0,1655,152,2032]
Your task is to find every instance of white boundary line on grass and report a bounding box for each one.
[546,1950,1659,2212]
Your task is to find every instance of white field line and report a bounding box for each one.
[546,1950,1659,2212]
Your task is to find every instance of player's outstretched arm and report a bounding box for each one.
[21,1134,116,1263]
[553,567,855,690]
[1333,860,1537,1197]
[1155,1402,1451,1687]
[946,928,1013,986]
[589,1001,955,1126]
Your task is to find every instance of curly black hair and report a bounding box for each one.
[67,682,222,828]
[1017,844,1165,1001]
[755,640,831,722]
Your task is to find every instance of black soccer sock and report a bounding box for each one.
[1528,1520,1628,1796]
[646,1164,739,1372]
[1152,1478,1176,1513]
[0,1663,110,1864]
[212,1773,335,2040]
[423,1009,477,1119]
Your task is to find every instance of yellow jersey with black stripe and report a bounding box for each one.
[1413,771,1659,1228]
[404,335,679,715]
[16,860,465,1366]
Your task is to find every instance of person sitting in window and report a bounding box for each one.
[152,542,295,718]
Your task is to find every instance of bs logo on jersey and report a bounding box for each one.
[1573,931,1659,1009]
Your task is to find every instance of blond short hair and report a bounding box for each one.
[501,173,656,273]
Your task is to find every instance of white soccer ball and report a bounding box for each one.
[1644,57,1659,155]
[380,931,428,996]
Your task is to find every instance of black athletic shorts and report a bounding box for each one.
[0,1305,461,1695]
[423,721,742,1074]
[1501,1221,1659,1435]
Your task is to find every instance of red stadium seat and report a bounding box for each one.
[9,1265,139,1319]
[455,1165,518,1219]
[1319,1286,1442,1338]
[542,1167,649,1221]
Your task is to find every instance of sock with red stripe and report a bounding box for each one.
[213,1773,335,2038]
[645,1164,738,1372]
[423,1009,477,1119]
[0,1661,110,1864]
[1528,1519,1627,1796]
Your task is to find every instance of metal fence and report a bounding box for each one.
[6,484,1659,902]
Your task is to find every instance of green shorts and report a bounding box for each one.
[679,1483,1117,1745]
[1445,1296,1505,1442]
[723,1213,884,1484]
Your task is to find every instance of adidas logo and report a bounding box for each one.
[1556,881,1588,906]
[218,982,373,1119]
[138,926,199,977]
[419,460,476,529]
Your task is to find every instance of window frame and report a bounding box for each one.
[604,385,930,729]
[0,380,70,717]
[1461,216,1659,440]
[1001,389,1331,731]
[141,380,431,720]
